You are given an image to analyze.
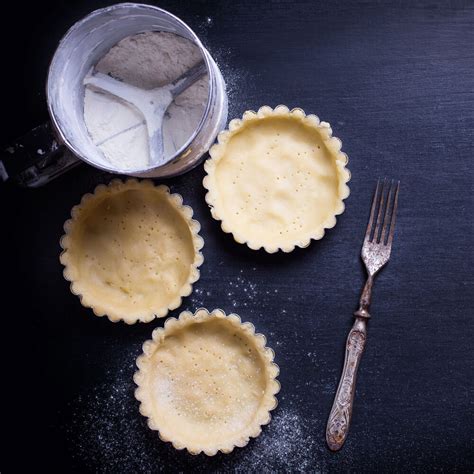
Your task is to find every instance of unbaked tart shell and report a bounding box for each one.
[134,308,280,455]
[60,179,204,324]
[203,105,351,253]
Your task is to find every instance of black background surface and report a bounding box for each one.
[2,0,473,472]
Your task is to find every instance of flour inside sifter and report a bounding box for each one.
[83,31,209,171]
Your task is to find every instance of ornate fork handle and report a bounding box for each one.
[326,276,373,451]
[326,318,367,450]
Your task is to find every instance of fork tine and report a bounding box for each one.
[386,181,400,247]
[373,178,387,242]
[380,180,395,244]
[365,179,381,241]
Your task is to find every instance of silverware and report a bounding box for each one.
[326,178,400,451]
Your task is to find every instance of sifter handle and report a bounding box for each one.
[1,122,81,188]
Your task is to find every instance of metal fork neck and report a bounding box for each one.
[354,275,374,319]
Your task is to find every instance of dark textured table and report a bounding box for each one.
[2,0,473,472]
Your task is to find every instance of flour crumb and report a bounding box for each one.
[220,408,321,472]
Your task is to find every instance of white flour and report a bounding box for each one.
[84,31,209,171]
[68,363,323,472]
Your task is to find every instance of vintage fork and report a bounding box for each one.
[326,178,400,451]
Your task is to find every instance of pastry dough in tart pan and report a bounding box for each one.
[60,179,204,323]
[203,105,350,253]
[134,308,280,455]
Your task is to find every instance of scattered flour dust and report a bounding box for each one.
[223,409,320,473]
[195,15,253,120]
[66,363,322,472]
[189,268,271,311]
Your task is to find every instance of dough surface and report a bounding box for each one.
[134,309,280,455]
[204,106,350,252]
[61,180,203,323]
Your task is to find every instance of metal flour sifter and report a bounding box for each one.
[1,3,228,187]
